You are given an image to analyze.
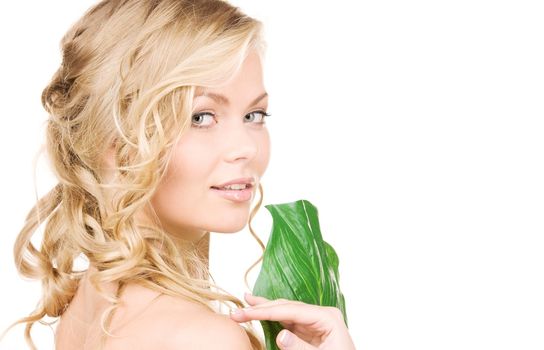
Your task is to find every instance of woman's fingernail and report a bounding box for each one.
[230,306,252,316]
[230,308,244,316]
[279,330,294,346]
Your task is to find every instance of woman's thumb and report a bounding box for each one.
[276,329,316,350]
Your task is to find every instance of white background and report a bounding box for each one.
[1,0,543,349]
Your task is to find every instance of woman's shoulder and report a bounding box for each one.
[109,290,253,350]
[146,294,253,349]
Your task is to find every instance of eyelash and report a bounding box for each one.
[191,110,271,129]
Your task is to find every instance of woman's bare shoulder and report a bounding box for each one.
[115,293,253,350]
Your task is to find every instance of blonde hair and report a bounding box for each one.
[3,0,267,348]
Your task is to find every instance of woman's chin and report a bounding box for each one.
[210,220,248,234]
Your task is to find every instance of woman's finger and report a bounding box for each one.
[230,301,332,326]
[276,329,317,350]
[243,292,269,306]
[244,294,295,309]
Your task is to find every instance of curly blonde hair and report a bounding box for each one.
[3,0,267,348]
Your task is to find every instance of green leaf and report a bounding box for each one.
[252,199,348,350]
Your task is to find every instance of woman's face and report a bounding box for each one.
[147,50,270,241]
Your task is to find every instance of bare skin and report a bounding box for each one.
[55,265,253,349]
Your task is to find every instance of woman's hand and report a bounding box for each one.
[230,293,356,350]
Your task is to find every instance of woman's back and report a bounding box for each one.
[55,267,253,349]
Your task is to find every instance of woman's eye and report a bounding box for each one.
[191,110,271,129]
[244,110,271,124]
[191,112,216,129]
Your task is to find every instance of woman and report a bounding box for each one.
[6,0,355,349]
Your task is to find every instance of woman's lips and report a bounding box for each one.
[210,186,253,202]
[212,177,255,189]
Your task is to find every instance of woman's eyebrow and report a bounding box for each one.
[195,91,268,108]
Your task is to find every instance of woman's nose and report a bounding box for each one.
[223,122,259,163]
